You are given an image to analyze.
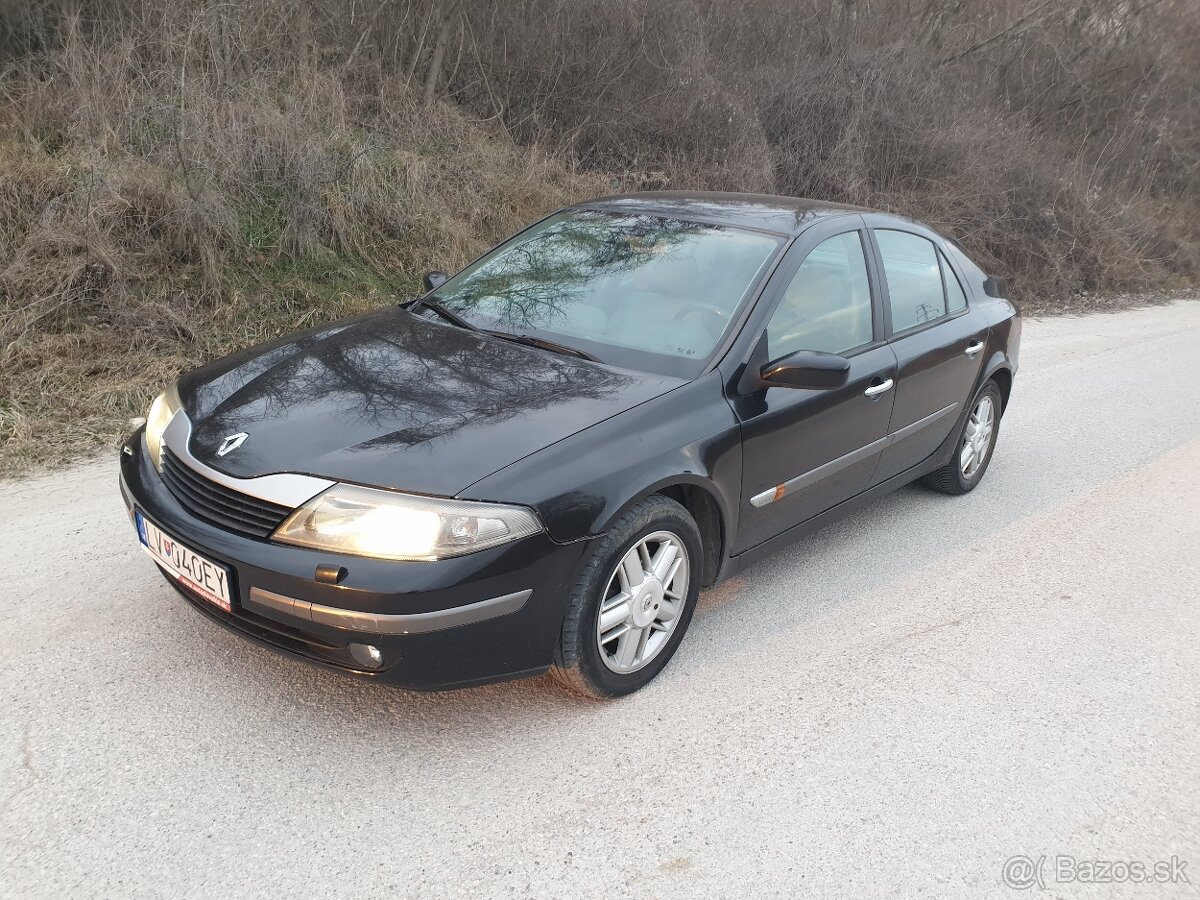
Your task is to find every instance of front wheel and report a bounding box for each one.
[551,495,702,699]
[922,380,1003,495]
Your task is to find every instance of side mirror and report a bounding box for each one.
[423,271,449,292]
[760,350,850,390]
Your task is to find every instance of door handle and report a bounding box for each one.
[965,340,984,357]
[864,378,893,398]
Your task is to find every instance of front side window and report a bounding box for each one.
[765,231,874,359]
[875,230,946,333]
[426,211,783,376]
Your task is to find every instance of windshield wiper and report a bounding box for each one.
[406,296,479,332]
[483,330,599,362]
[405,299,596,362]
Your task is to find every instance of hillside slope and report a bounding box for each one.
[0,62,603,472]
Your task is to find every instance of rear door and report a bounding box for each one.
[865,221,989,485]
[727,217,898,553]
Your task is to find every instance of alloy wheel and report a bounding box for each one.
[596,531,690,674]
[960,394,995,479]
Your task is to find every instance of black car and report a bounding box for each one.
[119,192,1020,698]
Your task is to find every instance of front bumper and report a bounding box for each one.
[119,431,589,690]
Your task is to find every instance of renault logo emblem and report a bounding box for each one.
[217,432,249,457]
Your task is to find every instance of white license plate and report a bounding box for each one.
[136,511,233,612]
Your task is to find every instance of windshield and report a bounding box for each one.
[424,210,783,376]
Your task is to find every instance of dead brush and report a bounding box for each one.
[0,10,603,473]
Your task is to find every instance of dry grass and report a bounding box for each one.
[0,47,605,474]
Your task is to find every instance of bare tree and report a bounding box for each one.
[422,0,460,105]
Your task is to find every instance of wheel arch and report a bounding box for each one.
[596,475,730,587]
[988,365,1013,412]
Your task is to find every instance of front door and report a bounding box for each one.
[728,220,897,553]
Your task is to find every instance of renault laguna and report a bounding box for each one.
[119,192,1020,698]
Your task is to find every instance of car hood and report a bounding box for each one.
[176,308,683,497]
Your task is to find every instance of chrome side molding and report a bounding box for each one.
[750,402,959,507]
[247,587,534,635]
[162,412,334,508]
[887,401,959,444]
[750,436,889,508]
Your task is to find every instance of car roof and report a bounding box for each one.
[574,191,910,236]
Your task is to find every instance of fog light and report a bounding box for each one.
[349,642,384,669]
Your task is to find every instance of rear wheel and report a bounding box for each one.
[922,380,1003,495]
[551,495,702,699]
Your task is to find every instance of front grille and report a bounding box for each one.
[160,448,293,538]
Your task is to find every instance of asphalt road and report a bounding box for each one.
[2,301,1199,899]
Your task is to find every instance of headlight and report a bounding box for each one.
[145,383,182,470]
[272,484,543,561]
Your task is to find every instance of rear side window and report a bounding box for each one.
[875,230,946,333]
[766,231,873,358]
[940,250,968,313]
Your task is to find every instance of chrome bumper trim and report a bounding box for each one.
[246,587,534,635]
[162,412,334,508]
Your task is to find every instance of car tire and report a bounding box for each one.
[551,495,703,699]
[922,379,1004,495]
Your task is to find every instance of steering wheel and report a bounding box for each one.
[673,303,729,326]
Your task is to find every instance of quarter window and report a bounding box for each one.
[941,250,968,313]
[765,231,874,358]
[875,230,946,332]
